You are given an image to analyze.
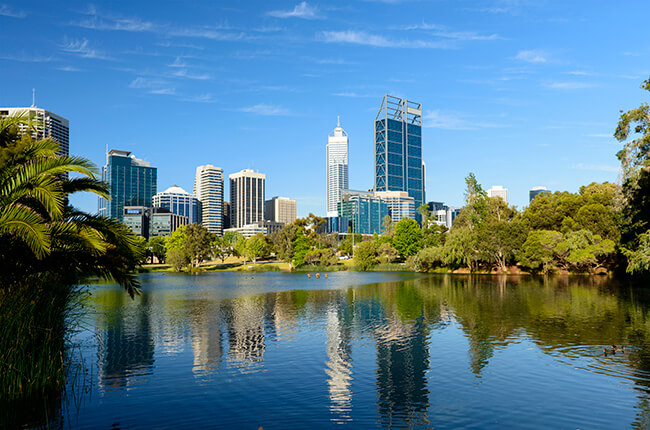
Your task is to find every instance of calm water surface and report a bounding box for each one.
[47,273,650,427]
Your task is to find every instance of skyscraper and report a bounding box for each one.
[374,190,415,223]
[265,196,297,224]
[229,169,265,228]
[529,186,550,203]
[0,106,69,157]
[374,95,424,222]
[153,185,199,224]
[327,117,349,217]
[98,150,157,222]
[194,165,224,235]
[487,185,508,203]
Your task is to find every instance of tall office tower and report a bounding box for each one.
[265,196,297,224]
[194,165,224,235]
[326,117,349,217]
[229,169,265,228]
[153,185,199,224]
[529,186,550,203]
[98,150,157,222]
[337,190,388,235]
[487,185,508,203]
[374,95,424,222]
[0,106,69,156]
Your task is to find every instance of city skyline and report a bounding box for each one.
[2,1,647,216]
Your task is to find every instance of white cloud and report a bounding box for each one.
[401,23,501,41]
[268,2,320,19]
[129,77,175,96]
[57,66,83,72]
[0,4,25,18]
[0,53,53,62]
[572,163,619,173]
[544,81,595,90]
[333,92,374,98]
[59,38,112,60]
[180,93,215,103]
[239,104,293,116]
[320,31,453,49]
[515,49,548,63]
[171,69,211,80]
[423,110,505,130]
[586,133,613,138]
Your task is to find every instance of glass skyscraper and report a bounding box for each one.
[374,95,424,222]
[337,190,388,235]
[98,150,157,222]
[153,185,199,224]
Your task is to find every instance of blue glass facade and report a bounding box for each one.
[375,96,425,223]
[338,196,388,235]
[98,151,157,222]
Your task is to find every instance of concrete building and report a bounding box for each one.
[487,185,508,203]
[427,201,460,229]
[374,190,415,223]
[327,117,349,217]
[150,208,188,237]
[0,106,69,157]
[194,165,224,235]
[265,196,297,224]
[99,150,157,222]
[223,224,267,238]
[337,190,388,235]
[529,186,550,203]
[153,185,199,224]
[230,169,265,229]
[374,95,425,223]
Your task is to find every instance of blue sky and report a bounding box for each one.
[2,0,649,216]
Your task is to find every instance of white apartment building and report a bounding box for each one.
[326,118,349,217]
[487,185,508,203]
[194,165,224,235]
[0,106,69,157]
[229,169,265,229]
[373,190,415,222]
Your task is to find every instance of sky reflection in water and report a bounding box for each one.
[65,272,650,429]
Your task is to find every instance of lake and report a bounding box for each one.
[18,272,650,428]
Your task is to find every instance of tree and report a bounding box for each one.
[417,204,434,228]
[443,227,479,270]
[304,248,337,266]
[477,197,527,271]
[270,223,299,267]
[554,230,616,272]
[624,231,650,274]
[412,247,444,272]
[245,233,269,263]
[422,223,448,248]
[211,236,229,263]
[462,172,488,229]
[183,224,213,267]
[235,235,248,262]
[291,228,311,267]
[354,240,378,271]
[517,230,563,273]
[148,236,166,263]
[382,215,395,238]
[392,217,423,258]
[377,242,398,264]
[165,226,189,271]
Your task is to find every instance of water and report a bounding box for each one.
[29,273,650,427]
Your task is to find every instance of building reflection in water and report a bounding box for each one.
[96,292,155,390]
[190,301,223,378]
[226,296,267,372]
[325,301,353,423]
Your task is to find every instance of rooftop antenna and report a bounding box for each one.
[31,88,35,107]
[337,115,340,127]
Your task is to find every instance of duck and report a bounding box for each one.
[603,345,625,356]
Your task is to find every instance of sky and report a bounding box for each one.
[2,0,649,216]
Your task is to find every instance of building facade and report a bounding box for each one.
[374,95,425,223]
[223,224,267,238]
[230,169,265,229]
[153,185,199,224]
[122,206,151,239]
[150,208,189,237]
[0,107,69,157]
[529,186,550,203]
[223,202,231,230]
[374,190,415,223]
[265,196,297,224]
[194,165,224,235]
[327,118,349,217]
[337,190,388,235]
[487,185,508,203]
[99,150,157,222]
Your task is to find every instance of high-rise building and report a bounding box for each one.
[98,150,157,222]
[374,95,425,222]
[0,106,69,157]
[223,202,231,230]
[337,190,388,235]
[265,196,297,224]
[487,185,508,203]
[122,206,151,239]
[327,117,349,217]
[150,207,189,237]
[529,186,550,203]
[153,185,199,224]
[194,165,224,235]
[374,190,415,223]
[230,169,265,229]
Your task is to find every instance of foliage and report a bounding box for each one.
[411,247,444,272]
[339,231,362,256]
[377,242,398,264]
[245,233,269,263]
[422,223,448,247]
[517,230,563,273]
[183,224,213,267]
[554,230,616,272]
[392,217,423,258]
[624,230,650,274]
[476,197,527,271]
[269,223,298,265]
[304,248,337,266]
[382,215,395,238]
[148,236,166,263]
[354,240,378,271]
[291,228,311,267]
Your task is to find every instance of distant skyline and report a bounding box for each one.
[2,1,649,216]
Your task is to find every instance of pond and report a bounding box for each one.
[18,272,650,428]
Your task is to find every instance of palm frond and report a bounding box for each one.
[0,204,50,258]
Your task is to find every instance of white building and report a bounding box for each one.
[230,169,265,229]
[1,106,69,157]
[194,165,224,235]
[223,224,267,238]
[265,196,297,224]
[153,185,199,224]
[373,190,415,222]
[327,117,349,217]
[487,185,508,203]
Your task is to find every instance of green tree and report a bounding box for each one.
[443,227,479,270]
[422,223,448,247]
[517,230,563,273]
[246,233,269,263]
[392,217,423,258]
[304,248,337,266]
[148,236,166,263]
[234,235,248,261]
[412,247,444,272]
[377,242,398,264]
[354,240,378,271]
[554,230,616,272]
[382,215,395,238]
[624,231,650,274]
[165,226,189,270]
[477,197,527,271]
[270,223,299,266]
[184,224,213,267]
[291,228,311,267]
